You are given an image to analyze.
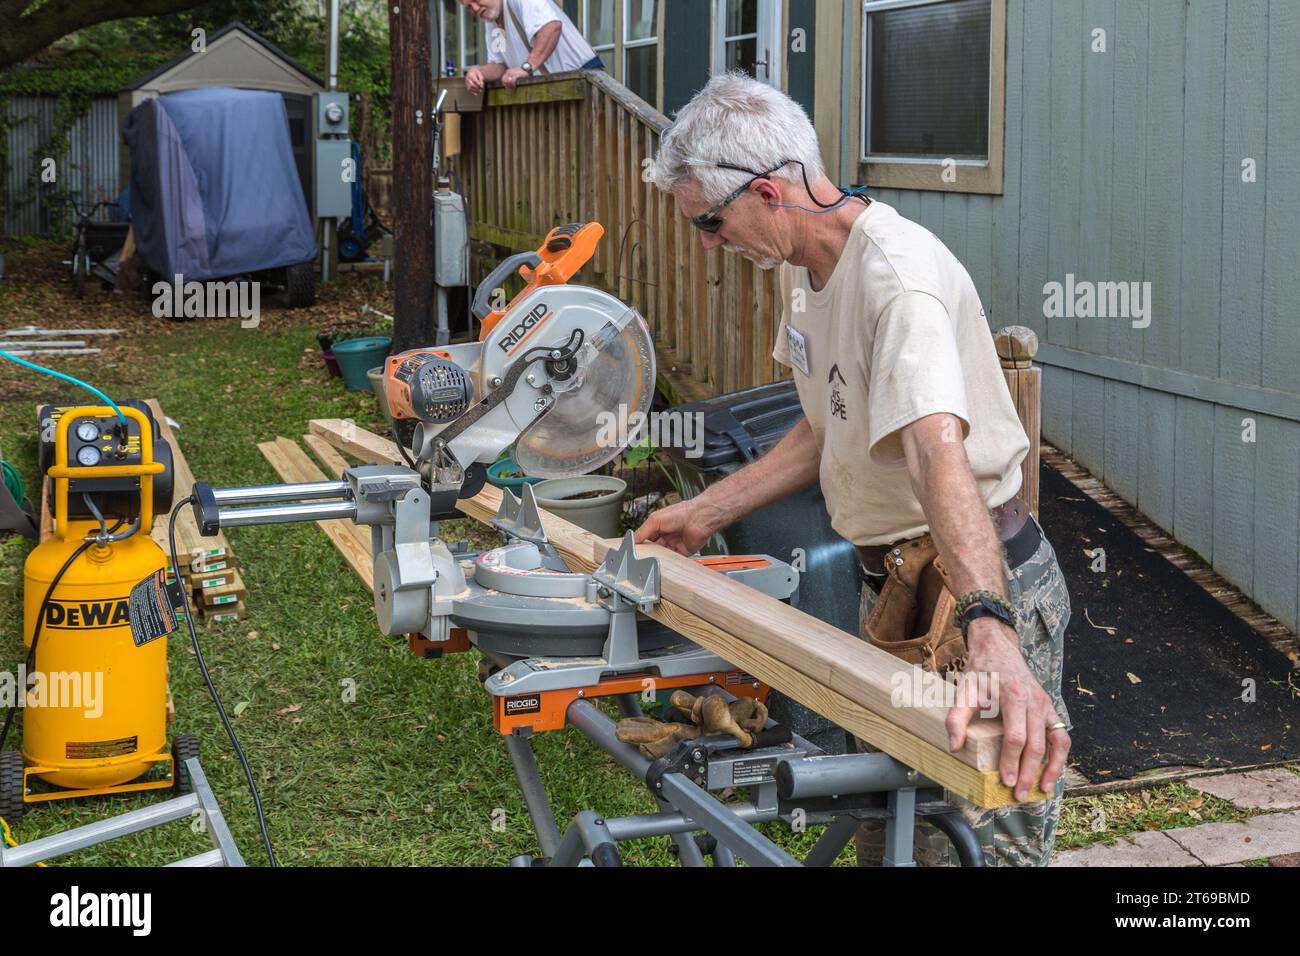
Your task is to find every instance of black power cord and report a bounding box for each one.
[167,497,277,867]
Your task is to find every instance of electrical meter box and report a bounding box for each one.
[433,190,468,287]
[315,140,354,219]
[317,92,350,135]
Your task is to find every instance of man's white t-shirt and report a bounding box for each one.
[772,199,1030,547]
[488,0,598,75]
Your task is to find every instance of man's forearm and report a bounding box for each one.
[902,416,1008,603]
[477,62,508,81]
[529,22,562,65]
[697,417,820,527]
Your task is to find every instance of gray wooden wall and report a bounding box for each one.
[871,0,1300,632]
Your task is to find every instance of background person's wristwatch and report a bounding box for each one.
[522,60,535,73]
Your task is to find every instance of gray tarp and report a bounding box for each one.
[122,87,316,280]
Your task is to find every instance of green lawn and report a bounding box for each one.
[0,241,847,866]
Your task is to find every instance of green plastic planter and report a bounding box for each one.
[333,336,391,391]
[487,458,544,491]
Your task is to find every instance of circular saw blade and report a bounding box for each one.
[515,308,656,479]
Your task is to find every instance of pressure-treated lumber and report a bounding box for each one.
[309,419,1040,808]
[302,433,354,479]
[257,438,374,590]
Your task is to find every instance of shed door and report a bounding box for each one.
[280,92,313,212]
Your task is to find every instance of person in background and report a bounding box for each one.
[461,0,604,94]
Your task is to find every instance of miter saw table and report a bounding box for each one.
[194,477,982,867]
[188,222,982,866]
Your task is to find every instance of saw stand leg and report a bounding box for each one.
[503,732,562,860]
[507,691,982,868]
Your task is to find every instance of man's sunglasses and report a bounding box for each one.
[689,161,793,233]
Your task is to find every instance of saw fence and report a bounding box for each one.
[289,418,1044,810]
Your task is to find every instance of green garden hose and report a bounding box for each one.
[1,458,22,504]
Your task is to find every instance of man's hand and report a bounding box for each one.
[634,498,726,556]
[501,67,531,89]
[465,66,487,95]
[947,618,1071,802]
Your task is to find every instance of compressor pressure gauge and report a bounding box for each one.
[76,445,101,467]
[75,420,99,442]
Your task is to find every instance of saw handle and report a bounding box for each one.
[472,252,541,322]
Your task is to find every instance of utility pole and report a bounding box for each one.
[388,0,434,357]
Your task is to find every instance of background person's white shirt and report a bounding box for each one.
[487,0,597,74]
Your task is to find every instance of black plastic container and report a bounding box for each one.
[664,381,859,755]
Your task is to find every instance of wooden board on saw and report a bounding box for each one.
[257,437,374,589]
[307,419,1039,809]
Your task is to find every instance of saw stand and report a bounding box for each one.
[191,472,984,867]
[476,490,985,868]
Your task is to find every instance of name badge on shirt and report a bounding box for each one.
[786,327,811,377]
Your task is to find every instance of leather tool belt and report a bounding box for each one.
[855,494,1040,674]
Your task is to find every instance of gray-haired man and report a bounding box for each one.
[636,73,1073,867]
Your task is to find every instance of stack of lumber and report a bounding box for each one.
[256,435,374,589]
[143,400,248,623]
[304,418,1042,810]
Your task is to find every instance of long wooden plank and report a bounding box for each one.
[302,433,354,479]
[309,419,1038,807]
[257,438,374,590]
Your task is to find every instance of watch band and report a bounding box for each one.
[953,590,1017,638]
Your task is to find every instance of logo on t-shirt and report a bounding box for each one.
[828,364,848,421]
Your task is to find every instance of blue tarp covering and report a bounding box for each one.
[122,88,317,280]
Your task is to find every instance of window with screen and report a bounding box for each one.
[624,0,658,104]
[860,0,1005,194]
[722,0,760,75]
[439,0,462,75]
[585,0,616,54]
[463,12,488,68]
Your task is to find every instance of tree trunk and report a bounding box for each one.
[388,0,434,357]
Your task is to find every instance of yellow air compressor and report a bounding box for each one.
[3,401,194,820]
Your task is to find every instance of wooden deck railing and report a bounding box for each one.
[451,71,782,405]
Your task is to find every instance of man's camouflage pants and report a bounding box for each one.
[854,513,1072,867]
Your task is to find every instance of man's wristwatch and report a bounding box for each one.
[521,60,535,73]
[954,590,1017,638]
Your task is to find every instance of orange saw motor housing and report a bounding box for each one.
[384,222,604,421]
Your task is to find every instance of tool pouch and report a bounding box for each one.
[863,534,968,675]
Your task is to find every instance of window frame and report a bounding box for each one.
[711,0,782,89]
[621,0,659,104]
[858,0,1005,195]
[584,0,616,57]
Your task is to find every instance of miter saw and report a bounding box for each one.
[188,223,982,867]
